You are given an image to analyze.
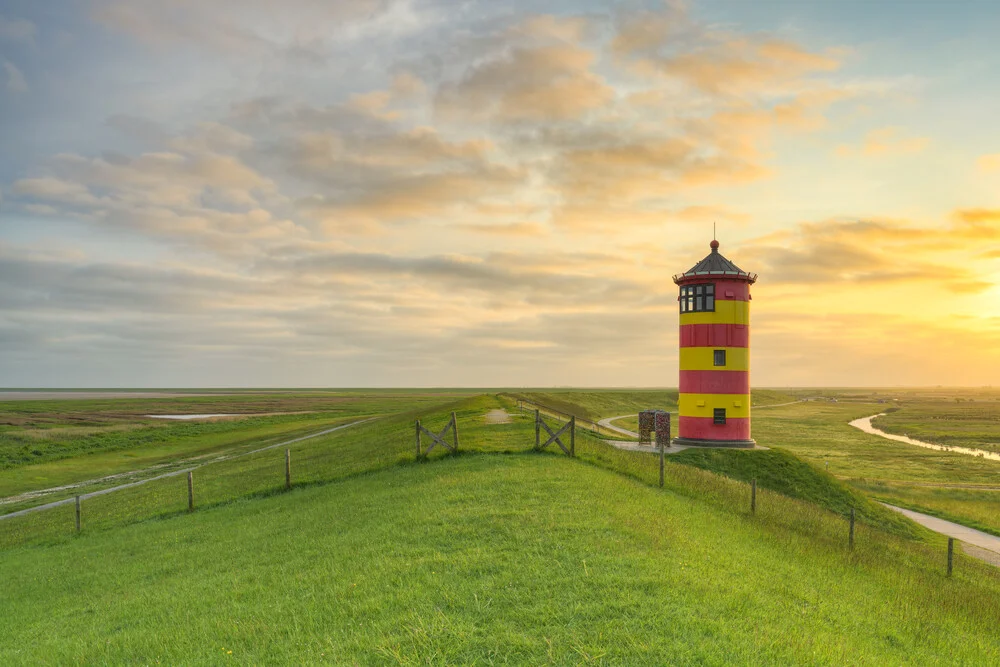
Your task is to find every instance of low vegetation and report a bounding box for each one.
[2,452,998,663]
[0,391,472,508]
[872,397,1000,454]
[2,389,1000,662]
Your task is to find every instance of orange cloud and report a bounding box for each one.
[977,154,1000,172]
[741,216,997,294]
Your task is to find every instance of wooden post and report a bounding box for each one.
[75,495,81,533]
[285,449,291,489]
[535,409,540,449]
[659,440,665,488]
[415,420,421,458]
[751,478,756,515]
[187,471,194,511]
[849,508,856,549]
[452,412,460,452]
[948,538,954,576]
[570,416,575,457]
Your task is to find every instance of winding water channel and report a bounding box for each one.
[849,413,1000,462]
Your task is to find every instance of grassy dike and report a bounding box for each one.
[2,453,999,664]
[3,394,1000,662]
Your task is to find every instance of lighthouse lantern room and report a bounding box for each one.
[672,239,757,448]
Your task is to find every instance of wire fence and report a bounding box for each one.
[2,393,995,587]
[0,399,474,549]
[499,393,630,440]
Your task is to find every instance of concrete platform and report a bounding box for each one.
[605,440,768,454]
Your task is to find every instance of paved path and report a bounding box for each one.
[597,415,642,438]
[883,504,1000,566]
[0,417,375,520]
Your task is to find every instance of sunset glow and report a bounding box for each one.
[1,1,999,386]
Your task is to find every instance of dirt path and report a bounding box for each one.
[0,417,375,520]
[484,409,511,424]
[883,504,1000,567]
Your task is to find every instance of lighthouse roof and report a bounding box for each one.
[673,240,757,285]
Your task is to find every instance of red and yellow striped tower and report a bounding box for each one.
[672,239,757,448]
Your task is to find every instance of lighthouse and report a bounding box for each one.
[672,239,757,448]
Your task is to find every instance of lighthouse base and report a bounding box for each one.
[671,437,757,449]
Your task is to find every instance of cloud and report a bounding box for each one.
[0,15,36,44]
[978,154,1000,173]
[436,44,614,123]
[611,3,841,97]
[456,222,547,237]
[836,127,929,157]
[741,216,996,293]
[3,60,26,93]
[93,0,399,64]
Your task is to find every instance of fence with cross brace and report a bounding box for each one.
[534,409,575,456]
[415,411,460,457]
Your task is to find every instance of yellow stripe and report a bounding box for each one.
[679,347,749,371]
[678,393,751,419]
[679,299,749,325]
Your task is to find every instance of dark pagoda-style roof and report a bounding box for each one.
[673,240,757,285]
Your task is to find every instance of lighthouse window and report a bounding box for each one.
[679,284,715,313]
[713,349,726,366]
[714,408,727,425]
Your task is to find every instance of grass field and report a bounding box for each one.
[2,453,998,664]
[0,391,473,512]
[517,390,1000,539]
[872,396,1000,454]
[2,391,1000,662]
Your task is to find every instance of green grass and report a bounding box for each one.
[0,395,525,546]
[2,454,998,664]
[0,392,472,508]
[872,398,1000,454]
[856,481,1000,538]
[670,447,917,536]
[752,401,1000,485]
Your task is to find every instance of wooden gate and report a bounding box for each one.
[415,412,459,457]
[534,410,575,456]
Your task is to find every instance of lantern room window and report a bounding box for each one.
[679,283,715,313]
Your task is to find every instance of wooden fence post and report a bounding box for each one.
[849,508,856,549]
[415,420,421,458]
[452,412,460,452]
[751,478,756,515]
[535,410,540,449]
[570,416,575,457]
[948,538,954,576]
[659,440,665,488]
[187,471,194,511]
[285,449,291,489]
[75,495,81,533]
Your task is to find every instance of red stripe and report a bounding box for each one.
[678,416,751,440]
[679,323,750,348]
[710,281,751,301]
[679,370,749,394]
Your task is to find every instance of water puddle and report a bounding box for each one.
[850,414,1000,462]
[147,414,240,420]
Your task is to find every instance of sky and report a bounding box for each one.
[1,0,999,388]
